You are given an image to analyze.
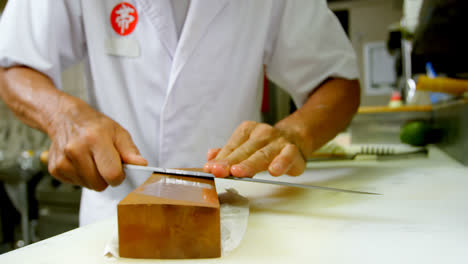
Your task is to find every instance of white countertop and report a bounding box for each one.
[1,147,468,263]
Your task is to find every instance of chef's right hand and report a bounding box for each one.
[46,96,147,191]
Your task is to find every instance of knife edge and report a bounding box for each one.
[123,164,381,195]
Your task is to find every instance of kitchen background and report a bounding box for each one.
[1,0,467,254]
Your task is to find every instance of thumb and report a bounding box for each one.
[206,148,221,161]
[114,127,148,166]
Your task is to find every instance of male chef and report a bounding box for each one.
[0,0,360,225]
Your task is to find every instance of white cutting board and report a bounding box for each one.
[1,150,468,263]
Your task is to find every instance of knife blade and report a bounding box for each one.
[123,164,380,195]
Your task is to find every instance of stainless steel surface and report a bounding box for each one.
[123,164,380,195]
[350,111,433,144]
[434,100,468,166]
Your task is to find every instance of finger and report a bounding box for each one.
[229,138,285,178]
[214,121,257,161]
[285,155,306,176]
[210,161,231,178]
[226,136,272,163]
[46,142,82,185]
[92,136,126,187]
[64,141,108,191]
[206,148,221,161]
[114,126,147,166]
[211,123,277,177]
[80,154,108,191]
[268,144,305,177]
[48,147,81,186]
[211,137,271,177]
[204,148,221,173]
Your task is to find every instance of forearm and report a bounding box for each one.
[275,78,361,158]
[0,66,147,190]
[0,66,77,135]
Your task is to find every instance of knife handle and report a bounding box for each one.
[40,150,49,165]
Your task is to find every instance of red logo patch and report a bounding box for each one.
[110,2,138,36]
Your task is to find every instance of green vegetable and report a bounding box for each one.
[400,120,434,146]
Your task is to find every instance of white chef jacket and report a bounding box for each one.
[172,0,190,38]
[0,0,358,225]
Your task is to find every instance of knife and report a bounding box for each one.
[307,148,428,162]
[123,164,380,195]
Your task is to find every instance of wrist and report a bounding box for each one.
[44,93,81,137]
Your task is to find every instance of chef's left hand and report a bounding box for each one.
[203,121,306,178]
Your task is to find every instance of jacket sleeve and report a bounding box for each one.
[0,0,86,89]
[264,0,359,107]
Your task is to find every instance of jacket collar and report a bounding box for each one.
[136,0,178,59]
[135,0,228,68]
[171,0,229,79]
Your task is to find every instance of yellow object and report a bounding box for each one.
[40,151,49,165]
[358,105,432,113]
[417,76,468,95]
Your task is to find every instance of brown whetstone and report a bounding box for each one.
[118,172,221,259]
